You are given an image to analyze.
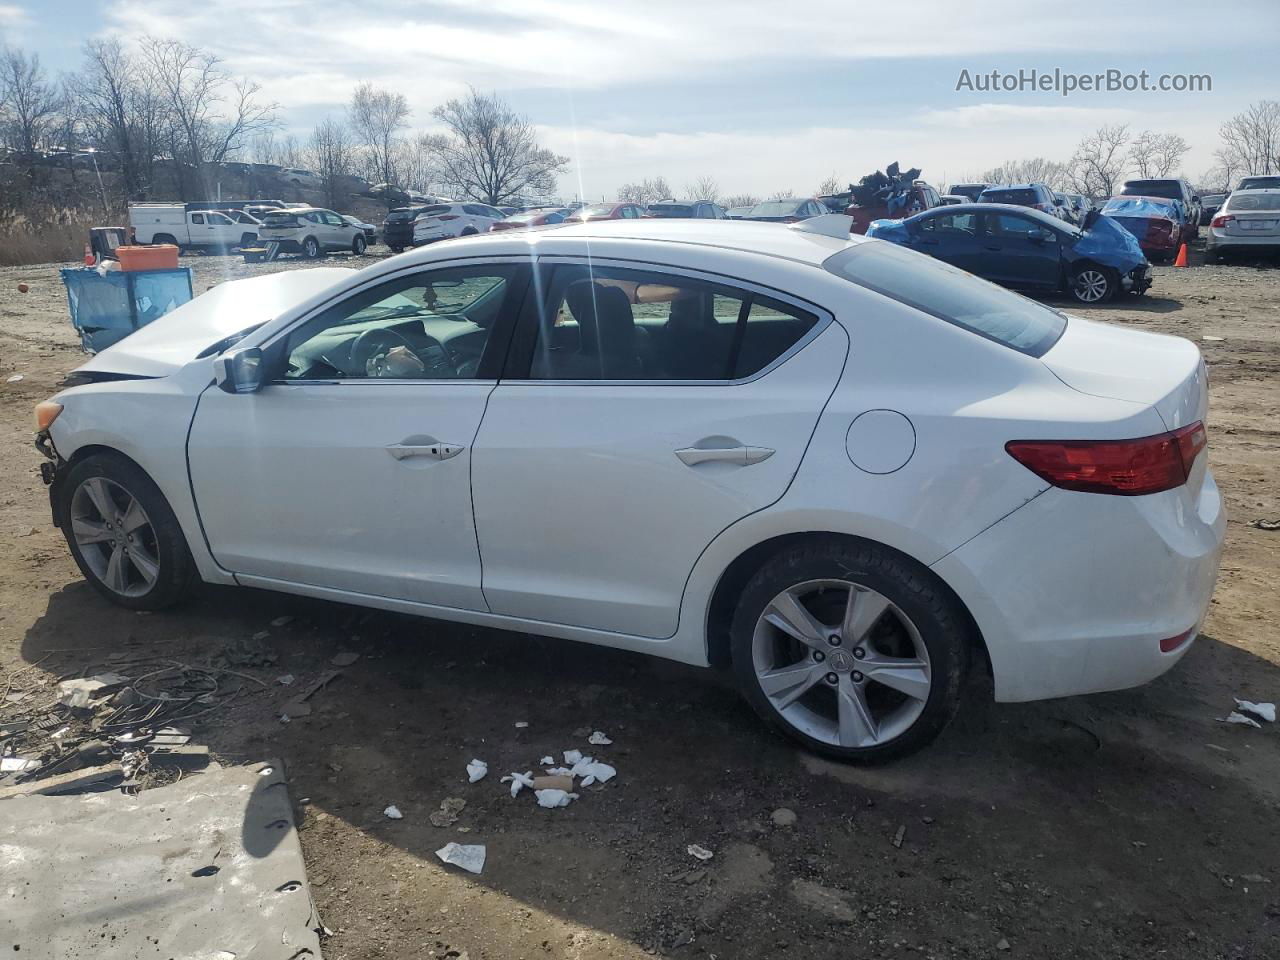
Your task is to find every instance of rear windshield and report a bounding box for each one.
[823,242,1065,357]
[949,185,987,200]
[1102,197,1176,217]
[748,201,800,217]
[1240,177,1280,190]
[1122,180,1181,199]
[648,204,694,217]
[385,209,418,221]
[979,188,1037,205]
[261,212,300,226]
[418,205,452,216]
[1226,193,1280,211]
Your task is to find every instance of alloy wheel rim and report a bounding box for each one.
[70,477,160,598]
[1075,270,1108,302]
[752,579,931,748]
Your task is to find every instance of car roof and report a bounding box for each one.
[981,184,1045,191]
[909,202,1069,227]
[386,217,872,268]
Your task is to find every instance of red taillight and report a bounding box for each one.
[1210,214,1234,229]
[1006,421,1206,496]
[1159,629,1195,653]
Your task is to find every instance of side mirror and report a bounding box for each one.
[214,347,265,394]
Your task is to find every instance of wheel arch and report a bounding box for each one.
[51,443,144,527]
[703,531,991,679]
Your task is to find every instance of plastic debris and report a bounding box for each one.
[563,749,583,765]
[276,674,296,686]
[514,721,529,728]
[587,730,613,745]
[330,652,360,667]
[544,765,573,776]
[539,755,555,765]
[577,761,616,787]
[500,771,534,797]
[1236,699,1276,723]
[687,844,714,861]
[429,797,467,827]
[436,842,486,875]
[466,759,488,783]
[535,788,578,808]
[383,804,403,820]
[1220,712,1262,728]
[6,374,23,383]
[892,825,906,848]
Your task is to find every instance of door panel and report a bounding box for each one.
[980,213,1062,288]
[909,212,983,274]
[188,383,493,607]
[472,321,848,638]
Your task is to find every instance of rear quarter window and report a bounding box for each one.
[823,242,1066,357]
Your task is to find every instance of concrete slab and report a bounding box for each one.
[1,759,323,959]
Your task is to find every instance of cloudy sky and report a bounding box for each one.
[8,0,1278,198]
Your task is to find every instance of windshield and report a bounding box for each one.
[648,204,694,217]
[979,188,1038,204]
[748,201,799,217]
[568,203,617,219]
[824,241,1066,356]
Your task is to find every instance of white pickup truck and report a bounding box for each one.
[129,204,259,251]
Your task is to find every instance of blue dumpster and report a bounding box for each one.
[60,267,194,353]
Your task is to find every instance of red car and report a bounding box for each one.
[846,180,943,235]
[489,207,571,232]
[1100,195,1190,263]
[565,201,646,222]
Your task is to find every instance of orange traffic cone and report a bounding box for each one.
[83,243,94,267]
[1173,243,1188,268]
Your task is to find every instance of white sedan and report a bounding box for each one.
[33,216,1224,761]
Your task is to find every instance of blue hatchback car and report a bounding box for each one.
[866,203,1151,303]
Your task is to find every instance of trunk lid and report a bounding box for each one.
[1041,315,1209,493]
[75,268,353,378]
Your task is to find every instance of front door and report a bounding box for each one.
[187,263,525,609]
[470,260,848,638]
[908,210,984,274]
[978,213,1063,289]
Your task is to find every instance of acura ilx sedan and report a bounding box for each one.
[33,216,1224,762]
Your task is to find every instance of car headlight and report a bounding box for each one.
[35,400,62,432]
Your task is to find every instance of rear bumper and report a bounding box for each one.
[933,473,1225,703]
[1206,229,1280,250]
[257,235,303,252]
[1122,265,1153,294]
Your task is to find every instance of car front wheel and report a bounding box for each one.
[731,539,968,763]
[1070,264,1116,303]
[59,454,196,610]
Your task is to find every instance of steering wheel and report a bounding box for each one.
[349,327,415,375]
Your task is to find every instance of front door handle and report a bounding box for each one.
[675,444,774,466]
[386,441,463,461]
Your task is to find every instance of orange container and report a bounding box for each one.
[116,245,179,271]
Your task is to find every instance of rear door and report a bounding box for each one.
[470,259,848,638]
[908,210,984,273]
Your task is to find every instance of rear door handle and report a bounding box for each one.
[675,445,774,466]
[386,441,463,461]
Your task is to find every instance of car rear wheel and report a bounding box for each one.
[1070,264,1116,303]
[461,227,478,236]
[303,236,321,259]
[731,539,968,763]
[389,245,404,254]
[60,454,196,610]
[352,235,367,255]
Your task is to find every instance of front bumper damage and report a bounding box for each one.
[35,430,66,526]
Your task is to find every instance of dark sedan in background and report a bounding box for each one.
[866,203,1150,303]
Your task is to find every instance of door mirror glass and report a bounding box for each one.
[215,347,265,394]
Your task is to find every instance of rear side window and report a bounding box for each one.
[824,242,1065,357]
[1122,180,1181,200]
[518,265,819,381]
[980,188,1038,205]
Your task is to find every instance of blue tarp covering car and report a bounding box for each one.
[61,266,194,353]
[866,203,1150,303]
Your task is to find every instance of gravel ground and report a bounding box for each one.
[1,244,1278,960]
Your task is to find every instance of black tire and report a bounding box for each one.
[352,235,367,255]
[153,233,177,248]
[730,538,969,763]
[461,227,478,236]
[58,453,197,610]
[240,232,256,248]
[303,236,321,259]
[1069,263,1117,303]
[390,245,404,254]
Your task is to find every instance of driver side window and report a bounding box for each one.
[282,265,517,382]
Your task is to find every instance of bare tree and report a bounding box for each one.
[1218,100,1280,175]
[79,39,146,197]
[617,176,672,206]
[722,193,759,209]
[769,188,796,200]
[1129,131,1190,178]
[978,157,1070,191]
[1066,124,1130,199]
[815,173,843,196]
[396,132,446,195]
[0,47,59,156]
[684,174,720,202]
[349,82,409,186]
[431,88,568,205]
[308,118,354,209]
[138,36,276,191]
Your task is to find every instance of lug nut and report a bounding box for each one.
[851,671,864,683]
[828,635,842,647]
[825,672,838,685]
[813,650,825,662]
[853,647,866,659]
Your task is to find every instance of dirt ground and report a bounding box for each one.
[1,243,1279,960]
